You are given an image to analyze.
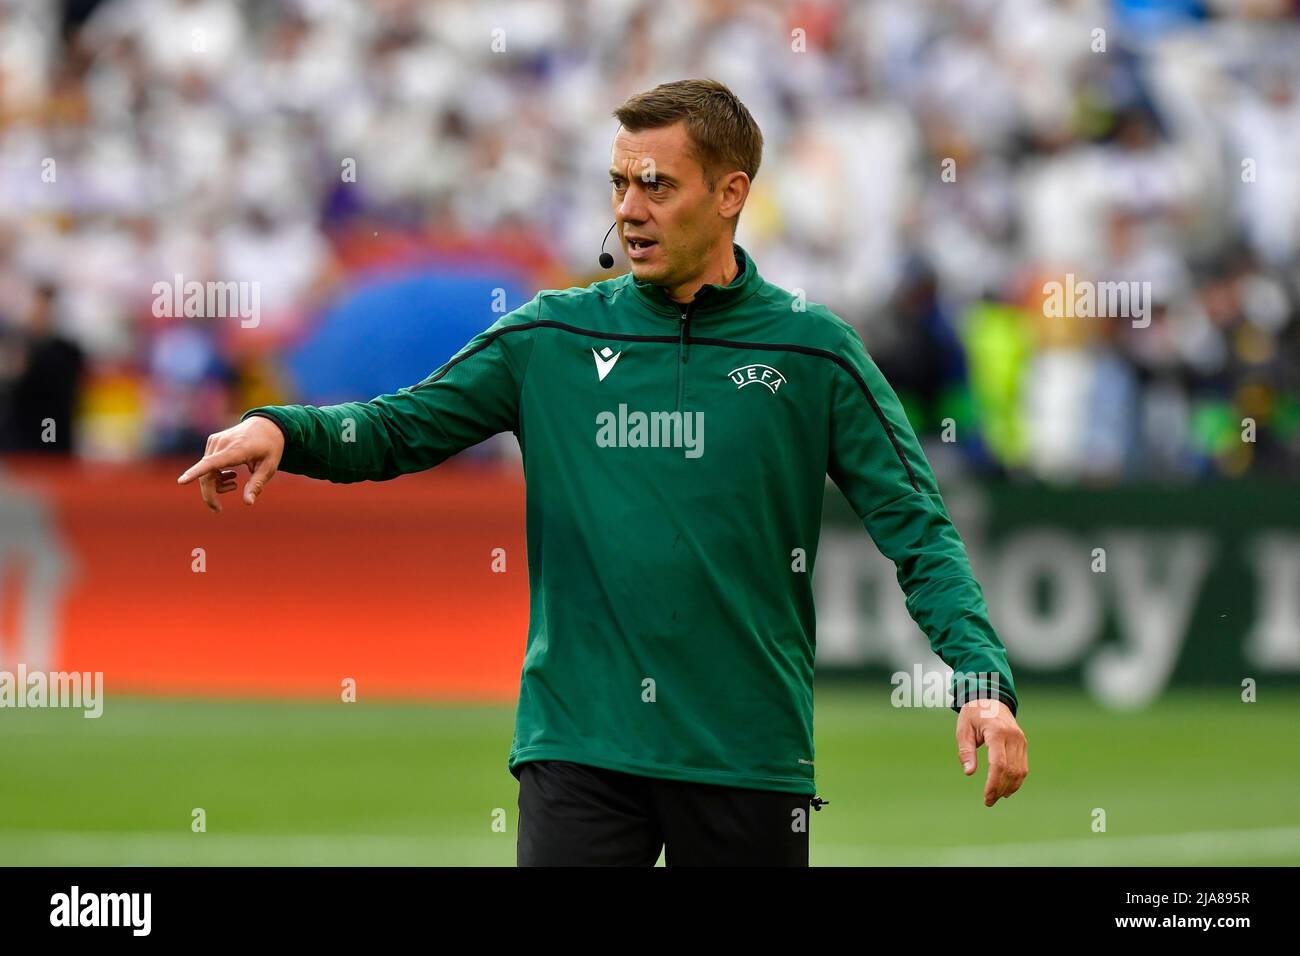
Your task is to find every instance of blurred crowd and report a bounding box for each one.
[0,0,1298,481]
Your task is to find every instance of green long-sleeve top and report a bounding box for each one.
[243,243,1018,794]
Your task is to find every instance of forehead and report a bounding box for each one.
[610,122,701,176]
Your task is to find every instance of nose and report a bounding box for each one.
[615,180,648,225]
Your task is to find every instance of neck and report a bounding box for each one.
[665,237,738,303]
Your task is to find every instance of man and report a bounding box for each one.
[179,78,1028,867]
[0,283,85,454]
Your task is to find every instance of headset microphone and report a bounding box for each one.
[598,221,617,269]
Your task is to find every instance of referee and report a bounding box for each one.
[179,78,1028,867]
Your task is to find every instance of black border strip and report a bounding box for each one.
[413,319,920,492]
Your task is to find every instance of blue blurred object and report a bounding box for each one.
[285,266,532,404]
[1110,0,1207,41]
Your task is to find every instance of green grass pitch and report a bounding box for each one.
[2,685,1296,865]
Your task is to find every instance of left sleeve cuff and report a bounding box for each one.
[950,685,1018,718]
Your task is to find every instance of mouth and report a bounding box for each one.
[625,236,658,260]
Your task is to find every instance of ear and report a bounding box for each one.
[717,171,750,222]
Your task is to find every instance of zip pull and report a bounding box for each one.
[681,302,695,363]
[810,795,829,811]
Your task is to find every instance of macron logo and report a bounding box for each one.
[593,346,622,382]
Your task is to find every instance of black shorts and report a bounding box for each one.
[516,759,817,866]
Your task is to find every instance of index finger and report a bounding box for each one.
[177,447,244,485]
[997,734,1028,800]
[984,734,1014,806]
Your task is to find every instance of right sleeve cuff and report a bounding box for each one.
[241,408,290,440]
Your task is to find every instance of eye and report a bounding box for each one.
[646,180,666,193]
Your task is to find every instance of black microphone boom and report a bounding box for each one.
[598,221,617,269]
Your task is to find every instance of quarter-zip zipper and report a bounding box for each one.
[676,299,696,411]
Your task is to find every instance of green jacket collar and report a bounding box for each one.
[627,242,763,318]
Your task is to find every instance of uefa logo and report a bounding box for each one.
[727,364,787,394]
